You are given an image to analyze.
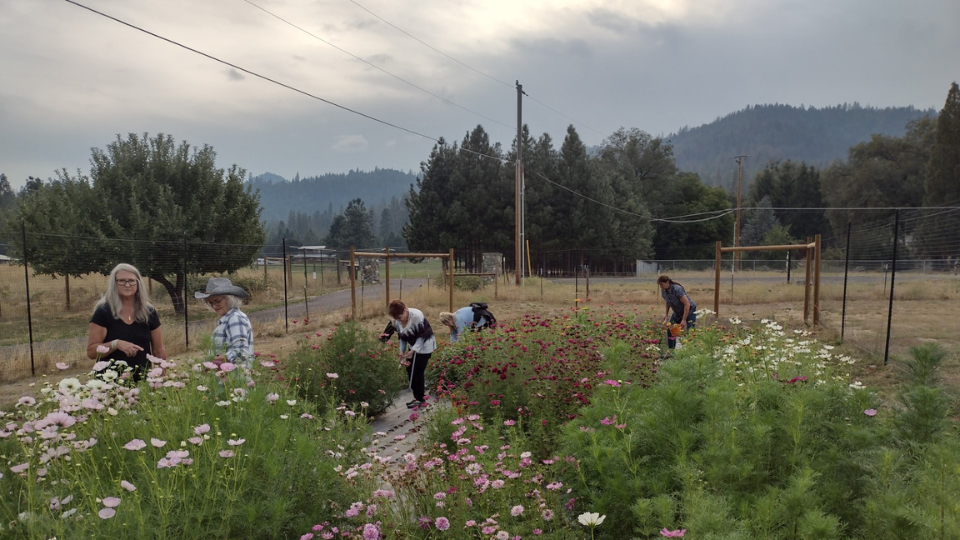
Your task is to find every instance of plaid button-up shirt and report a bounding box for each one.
[213,308,254,366]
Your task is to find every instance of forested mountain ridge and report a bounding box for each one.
[248,168,417,222]
[669,103,935,190]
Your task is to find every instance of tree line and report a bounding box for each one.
[403,124,733,273]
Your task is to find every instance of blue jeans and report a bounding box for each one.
[667,311,697,350]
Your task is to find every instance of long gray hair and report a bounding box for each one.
[95,263,155,322]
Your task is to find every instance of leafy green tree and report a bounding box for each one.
[3,133,264,313]
[328,198,375,249]
[918,83,960,262]
[651,173,734,259]
[820,118,934,233]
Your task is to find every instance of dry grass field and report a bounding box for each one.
[2,265,959,409]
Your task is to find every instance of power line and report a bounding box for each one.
[240,0,514,131]
[62,0,440,143]
[346,0,515,89]
[345,0,604,138]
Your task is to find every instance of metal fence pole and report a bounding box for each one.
[883,210,900,365]
[282,239,289,333]
[841,222,851,342]
[183,235,189,348]
[22,219,36,376]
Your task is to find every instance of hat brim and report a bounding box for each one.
[195,286,248,300]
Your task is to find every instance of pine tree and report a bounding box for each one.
[920,83,960,264]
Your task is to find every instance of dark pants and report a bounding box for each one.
[406,352,431,401]
[667,311,697,350]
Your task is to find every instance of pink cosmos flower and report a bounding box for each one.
[228,438,245,446]
[603,379,621,387]
[435,517,450,531]
[18,396,36,407]
[99,508,116,519]
[220,362,237,372]
[96,345,111,355]
[103,497,121,508]
[362,523,380,540]
[194,424,211,435]
[146,354,163,364]
[123,439,146,451]
[864,409,877,417]
[326,373,339,379]
[260,360,276,368]
[150,438,166,448]
[56,362,70,370]
[511,505,524,516]
[503,420,516,426]
[219,450,235,458]
[203,362,220,370]
[11,462,29,473]
[267,393,279,404]
[92,360,110,371]
[188,437,203,445]
[660,529,686,537]
[121,480,136,492]
[300,534,314,540]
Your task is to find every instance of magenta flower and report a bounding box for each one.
[600,415,616,426]
[660,528,686,537]
[864,409,877,416]
[123,439,146,451]
[603,379,621,387]
[300,534,314,540]
[362,523,380,540]
[435,517,450,531]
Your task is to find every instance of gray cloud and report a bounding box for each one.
[0,0,957,188]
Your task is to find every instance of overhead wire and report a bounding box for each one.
[344,0,604,138]
[239,0,514,131]
[62,0,441,143]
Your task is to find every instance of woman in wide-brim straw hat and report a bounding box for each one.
[196,277,253,368]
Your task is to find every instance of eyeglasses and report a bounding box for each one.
[207,297,226,307]
[116,279,138,286]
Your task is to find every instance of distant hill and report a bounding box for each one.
[668,103,935,190]
[248,168,417,222]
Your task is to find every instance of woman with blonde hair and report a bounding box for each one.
[86,263,166,381]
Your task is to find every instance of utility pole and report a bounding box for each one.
[734,155,748,271]
[515,81,525,286]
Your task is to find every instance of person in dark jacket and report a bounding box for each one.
[380,299,437,408]
[658,275,697,350]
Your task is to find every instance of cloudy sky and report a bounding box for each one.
[1,0,958,188]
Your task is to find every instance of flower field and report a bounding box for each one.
[3,307,959,539]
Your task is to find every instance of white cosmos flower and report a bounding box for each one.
[578,512,605,527]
